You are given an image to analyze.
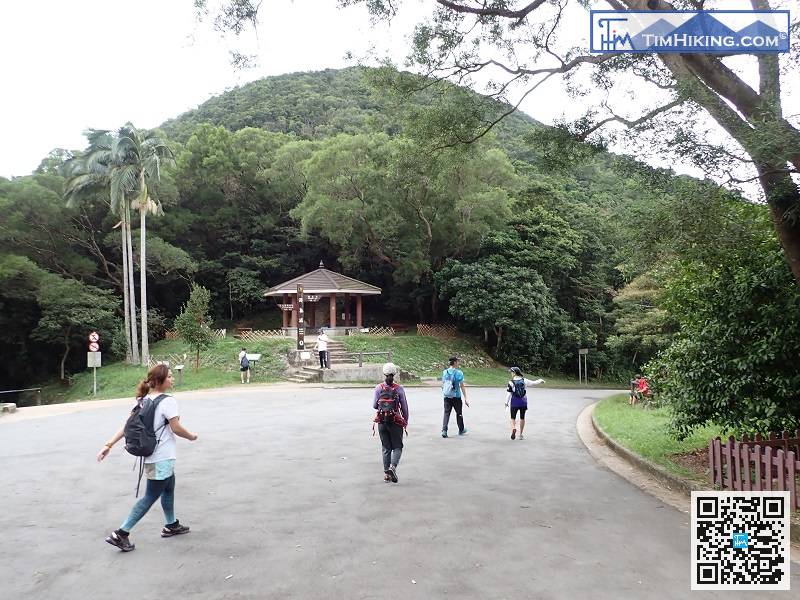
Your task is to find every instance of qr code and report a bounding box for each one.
[691,491,790,590]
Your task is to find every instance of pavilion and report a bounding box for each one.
[264,261,381,335]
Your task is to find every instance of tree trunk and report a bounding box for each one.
[495,326,503,354]
[484,328,489,343]
[195,348,200,371]
[430,291,439,324]
[120,213,133,364]
[229,280,234,321]
[760,170,800,283]
[140,208,149,367]
[125,204,140,364]
[60,330,71,380]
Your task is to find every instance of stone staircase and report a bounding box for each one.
[285,366,324,384]
[285,340,352,383]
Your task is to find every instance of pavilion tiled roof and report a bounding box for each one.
[264,261,381,296]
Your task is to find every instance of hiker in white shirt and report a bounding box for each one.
[239,347,250,383]
[314,329,330,369]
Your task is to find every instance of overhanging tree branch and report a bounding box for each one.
[576,98,685,141]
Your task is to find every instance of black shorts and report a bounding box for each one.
[510,406,527,420]
[240,366,249,372]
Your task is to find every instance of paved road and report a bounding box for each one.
[0,384,795,599]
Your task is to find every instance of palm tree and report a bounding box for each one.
[111,124,175,366]
[62,130,139,364]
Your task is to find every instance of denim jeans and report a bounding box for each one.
[120,474,176,531]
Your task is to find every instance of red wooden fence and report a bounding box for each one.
[709,429,800,509]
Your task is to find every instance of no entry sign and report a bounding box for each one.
[89,342,100,352]
[89,331,100,343]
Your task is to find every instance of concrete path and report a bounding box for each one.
[1,385,796,599]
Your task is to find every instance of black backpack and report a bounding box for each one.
[510,379,526,399]
[241,355,250,369]
[123,394,169,457]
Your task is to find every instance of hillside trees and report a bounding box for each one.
[290,132,518,319]
[204,0,800,282]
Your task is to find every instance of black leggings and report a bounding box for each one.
[510,407,527,420]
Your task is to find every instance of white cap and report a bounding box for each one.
[382,362,397,376]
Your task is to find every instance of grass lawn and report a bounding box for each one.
[340,334,623,388]
[39,337,293,405]
[593,394,725,482]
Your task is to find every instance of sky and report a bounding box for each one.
[1,0,796,198]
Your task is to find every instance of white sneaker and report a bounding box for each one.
[519,434,525,440]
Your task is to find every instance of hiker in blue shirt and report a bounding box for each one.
[441,356,469,437]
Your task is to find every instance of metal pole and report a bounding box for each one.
[93,367,97,396]
[578,351,581,384]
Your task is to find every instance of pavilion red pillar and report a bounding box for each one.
[329,294,337,328]
[291,294,298,328]
[282,293,289,329]
[310,302,316,328]
[356,296,363,328]
[344,293,351,326]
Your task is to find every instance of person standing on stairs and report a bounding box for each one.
[315,329,330,369]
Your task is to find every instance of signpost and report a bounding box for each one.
[88,331,101,396]
[578,348,589,385]
[297,284,305,351]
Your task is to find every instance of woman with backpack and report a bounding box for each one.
[505,366,545,440]
[373,362,409,483]
[239,347,250,383]
[96,364,198,552]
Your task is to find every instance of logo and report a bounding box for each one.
[731,532,748,549]
[590,10,790,54]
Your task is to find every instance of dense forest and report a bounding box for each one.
[1,67,797,434]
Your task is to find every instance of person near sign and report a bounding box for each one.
[314,329,330,369]
[239,347,250,383]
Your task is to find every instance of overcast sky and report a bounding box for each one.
[1,0,795,196]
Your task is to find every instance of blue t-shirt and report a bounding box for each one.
[443,367,464,398]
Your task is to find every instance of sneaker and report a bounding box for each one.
[511,429,516,440]
[458,428,468,436]
[105,530,135,552]
[388,465,398,483]
[519,434,525,440]
[161,520,191,538]
[441,430,448,438]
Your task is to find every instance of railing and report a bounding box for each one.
[0,387,42,406]
[343,351,393,367]
[417,323,457,337]
[709,430,800,509]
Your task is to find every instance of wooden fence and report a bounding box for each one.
[164,328,226,340]
[417,324,457,337]
[709,430,800,509]
[347,327,395,337]
[240,330,287,342]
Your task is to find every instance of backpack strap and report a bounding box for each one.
[149,393,169,433]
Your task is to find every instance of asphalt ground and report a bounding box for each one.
[1,384,796,599]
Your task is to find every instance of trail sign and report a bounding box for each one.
[88,331,100,343]
[297,284,305,350]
